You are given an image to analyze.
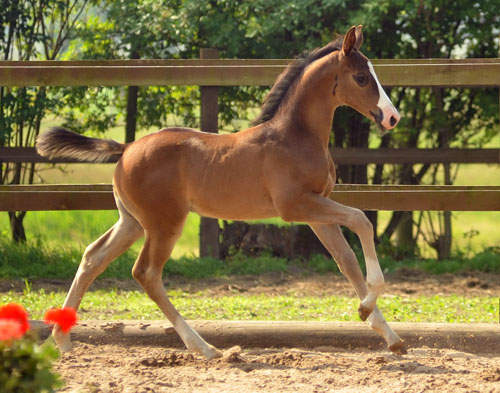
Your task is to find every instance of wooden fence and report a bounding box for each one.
[2,58,500,87]
[1,58,500,214]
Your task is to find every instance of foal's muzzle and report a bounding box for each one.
[371,106,400,133]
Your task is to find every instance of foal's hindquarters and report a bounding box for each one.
[53,134,224,359]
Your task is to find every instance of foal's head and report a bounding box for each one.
[253,25,400,133]
[334,25,400,132]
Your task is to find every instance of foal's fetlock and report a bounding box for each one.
[357,303,373,321]
[359,280,384,321]
[358,294,378,321]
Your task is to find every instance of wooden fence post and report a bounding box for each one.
[199,48,220,259]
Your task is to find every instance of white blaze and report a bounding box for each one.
[367,61,394,110]
[367,61,400,129]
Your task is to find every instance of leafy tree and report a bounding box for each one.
[59,0,203,141]
[0,0,93,242]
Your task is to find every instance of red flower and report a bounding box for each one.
[0,303,30,335]
[44,307,78,333]
[0,319,24,341]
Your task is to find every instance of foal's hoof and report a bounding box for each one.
[389,340,407,355]
[52,330,72,352]
[358,304,373,321]
[203,345,223,361]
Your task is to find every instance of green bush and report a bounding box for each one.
[164,257,225,278]
[0,236,498,281]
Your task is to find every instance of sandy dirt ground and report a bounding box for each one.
[55,343,500,393]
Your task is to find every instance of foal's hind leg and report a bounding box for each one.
[310,223,406,354]
[53,198,144,351]
[131,220,222,360]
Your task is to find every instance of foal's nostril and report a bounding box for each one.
[389,116,398,127]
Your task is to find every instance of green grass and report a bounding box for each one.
[0,211,200,259]
[2,288,497,323]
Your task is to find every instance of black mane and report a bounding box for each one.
[252,37,344,126]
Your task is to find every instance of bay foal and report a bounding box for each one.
[36,25,406,359]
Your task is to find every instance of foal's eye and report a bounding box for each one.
[353,73,369,87]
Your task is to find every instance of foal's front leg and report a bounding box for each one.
[310,223,405,353]
[276,193,385,320]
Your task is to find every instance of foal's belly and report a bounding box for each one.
[188,185,279,221]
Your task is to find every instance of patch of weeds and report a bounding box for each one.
[307,254,338,274]
[0,236,498,281]
[414,247,500,274]
[224,252,288,275]
[163,253,288,278]
[164,257,226,278]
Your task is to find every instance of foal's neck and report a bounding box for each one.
[281,52,340,147]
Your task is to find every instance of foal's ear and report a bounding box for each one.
[342,26,357,56]
[354,25,363,50]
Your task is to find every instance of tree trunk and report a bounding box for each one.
[439,164,452,260]
[395,212,414,252]
[125,86,139,143]
[9,212,26,243]
[394,163,415,253]
[125,50,140,143]
[433,86,453,260]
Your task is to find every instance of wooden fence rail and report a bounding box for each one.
[1,184,500,212]
[1,58,500,87]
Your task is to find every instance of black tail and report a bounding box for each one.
[36,127,125,163]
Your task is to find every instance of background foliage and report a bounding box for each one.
[1,0,499,259]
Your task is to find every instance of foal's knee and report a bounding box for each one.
[76,246,105,280]
[132,260,161,287]
[131,263,149,286]
[347,209,373,238]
